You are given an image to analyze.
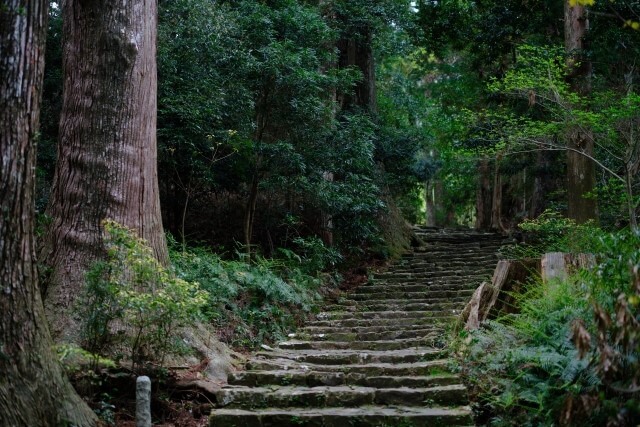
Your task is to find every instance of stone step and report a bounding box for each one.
[289,327,444,342]
[213,384,468,409]
[346,293,470,302]
[374,274,489,283]
[316,310,457,321]
[307,315,446,328]
[325,298,465,309]
[246,358,453,377]
[253,347,444,366]
[366,281,485,290]
[278,337,439,351]
[324,302,466,313]
[348,289,474,300]
[210,406,473,426]
[229,369,461,388]
[384,258,497,267]
[301,324,443,336]
[383,265,496,274]
[352,284,476,295]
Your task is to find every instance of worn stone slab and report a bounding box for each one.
[214,385,467,409]
[210,406,473,427]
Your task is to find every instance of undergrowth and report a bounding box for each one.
[458,216,640,426]
[169,237,324,348]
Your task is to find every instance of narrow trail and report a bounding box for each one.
[209,227,505,426]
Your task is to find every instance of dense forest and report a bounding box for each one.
[1,0,640,425]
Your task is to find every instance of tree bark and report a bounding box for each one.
[425,180,436,227]
[41,0,169,340]
[490,155,504,231]
[0,2,98,425]
[530,150,552,217]
[337,30,377,112]
[475,158,492,230]
[565,1,597,223]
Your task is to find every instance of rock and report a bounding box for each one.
[136,376,151,427]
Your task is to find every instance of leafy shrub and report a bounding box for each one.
[169,238,321,348]
[501,210,605,259]
[278,235,343,276]
[79,220,208,370]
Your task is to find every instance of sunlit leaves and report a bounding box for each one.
[569,0,595,6]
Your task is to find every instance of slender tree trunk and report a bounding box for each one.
[244,172,260,259]
[41,0,169,340]
[625,167,638,234]
[490,155,504,231]
[476,158,492,230]
[565,1,597,223]
[0,2,98,425]
[425,180,436,227]
[530,150,552,217]
[321,171,334,246]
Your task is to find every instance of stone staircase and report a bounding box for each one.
[209,227,505,426]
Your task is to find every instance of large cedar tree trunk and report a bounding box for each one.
[0,2,98,425]
[565,1,597,223]
[337,30,377,112]
[41,0,169,340]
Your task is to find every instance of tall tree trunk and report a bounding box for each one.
[41,0,169,340]
[530,150,552,217]
[244,172,260,259]
[337,29,377,112]
[476,158,492,230]
[0,2,98,425]
[565,1,597,223]
[425,180,436,227]
[490,155,504,231]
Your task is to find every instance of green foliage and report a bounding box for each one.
[460,274,598,425]
[460,229,640,425]
[79,220,208,369]
[502,210,605,259]
[169,238,322,348]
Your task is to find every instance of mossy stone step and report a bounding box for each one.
[290,327,444,342]
[210,406,473,427]
[246,358,453,377]
[277,337,439,351]
[253,347,444,365]
[301,324,442,336]
[307,316,445,328]
[316,309,456,321]
[324,302,465,313]
[213,384,468,409]
[375,274,489,283]
[349,290,474,300]
[229,369,460,388]
[326,298,464,309]
[346,293,470,303]
[352,285,475,295]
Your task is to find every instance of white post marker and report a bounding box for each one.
[136,376,152,427]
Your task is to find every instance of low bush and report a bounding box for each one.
[79,220,208,370]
